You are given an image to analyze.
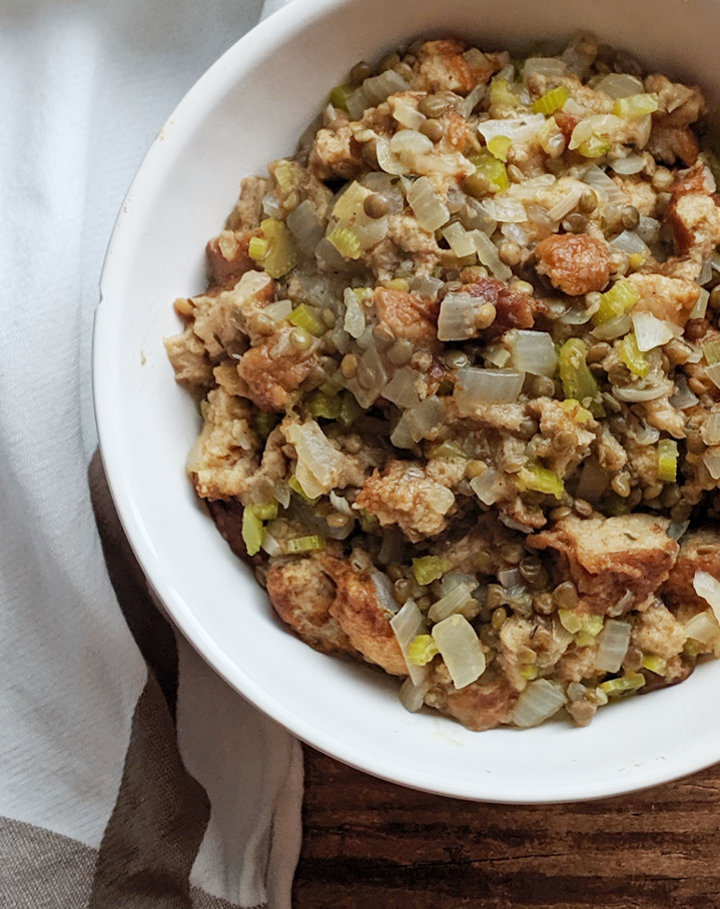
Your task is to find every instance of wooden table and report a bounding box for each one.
[293,746,720,908]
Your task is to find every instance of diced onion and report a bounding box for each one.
[286,199,325,255]
[689,288,709,320]
[594,72,644,99]
[454,367,526,413]
[631,311,677,351]
[437,291,480,341]
[512,679,567,728]
[507,329,558,376]
[342,288,366,338]
[470,229,512,281]
[347,345,387,408]
[382,366,422,408]
[522,56,567,79]
[407,176,450,232]
[285,420,348,498]
[613,378,674,402]
[609,154,645,175]
[442,221,477,257]
[546,183,585,222]
[391,598,428,685]
[391,396,446,448]
[477,114,545,145]
[701,413,720,445]
[693,571,720,625]
[390,129,434,157]
[469,468,501,506]
[263,299,293,321]
[428,583,477,623]
[684,610,720,646]
[595,618,631,672]
[670,374,699,410]
[611,229,651,259]
[431,615,486,689]
[399,676,432,712]
[375,137,407,175]
[391,99,426,130]
[703,447,720,480]
[479,197,527,223]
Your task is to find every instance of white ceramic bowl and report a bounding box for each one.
[94,0,720,802]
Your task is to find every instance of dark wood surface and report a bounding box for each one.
[293,745,720,908]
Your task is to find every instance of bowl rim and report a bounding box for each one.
[93,0,720,803]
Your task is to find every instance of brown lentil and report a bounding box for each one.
[419,118,444,142]
[486,585,506,609]
[501,542,524,564]
[363,193,390,219]
[418,93,450,118]
[388,338,414,365]
[579,189,598,213]
[621,204,640,230]
[290,326,312,349]
[475,302,497,330]
[340,353,358,378]
[563,212,587,233]
[550,505,573,521]
[372,321,395,344]
[573,498,593,517]
[611,472,631,497]
[463,173,490,199]
[553,580,579,609]
[349,60,371,85]
[491,606,508,629]
[498,239,522,266]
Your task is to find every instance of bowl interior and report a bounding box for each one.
[95,0,720,802]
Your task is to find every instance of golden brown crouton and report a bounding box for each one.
[373,286,439,346]
[266,557,356,656]
[425,670,517,731]
[186,387,260,500]
[626,272,702,328]
[535,233,611,296]
[237,330,320,411]
[532,513,678,615]
[464,276,542,338]
[322,558,407,676]
[662,528,720,613]
[354,459,457,541]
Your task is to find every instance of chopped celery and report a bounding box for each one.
[613,92,659,117]
[598,672,645,696]
[593,280,639,325]
[241,506,263,556]
[558,609,604,636]
[429,440,467,459]
[561,399,594,424]
[306,389,342,420]
[407,634,440,666]
[412,555,451,586]
[337,392,362,427]
[603,491,629,516]
[657,438,678,483]
[487,135,511,162]
[489,77,522,108]
[253,411,278,439]
[641,653,667,674]
[253,501,278,521]
[288,474,319,503]
[251,218,297,278]
[248,236,269,260]
[285,534,326,554]
[327,226,363,259]
[557,338,604,416]
[470,149,510,192]
[619,331,650,377]
[532,84,569,115]
[288,303,325,336]
[577,134,611,158]
[328,83,353,111]
[516,461,565,500]
[702,337,720,365]
[520,664,539,681]
[387,277,410,292]
[272,159,297,193]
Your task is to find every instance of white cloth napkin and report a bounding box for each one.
[0,1,301,907]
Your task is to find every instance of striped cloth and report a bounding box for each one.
[0,1,302,906]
